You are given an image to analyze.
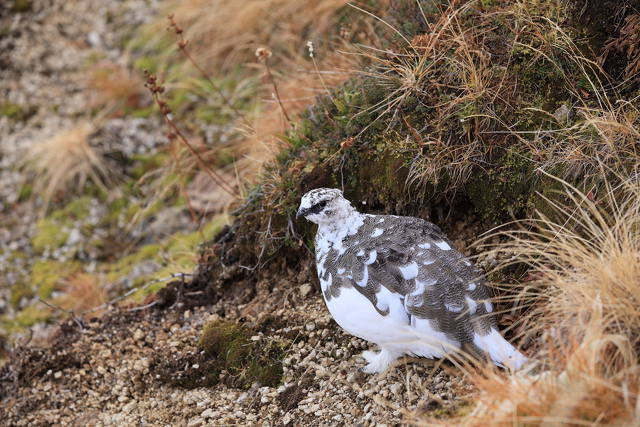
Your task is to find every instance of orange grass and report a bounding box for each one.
[87,61,146,112]
[155,0,354,71]
[425,169,640,426]
[59,273,106,315]
[21,122,114,210]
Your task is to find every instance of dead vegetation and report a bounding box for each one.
[20,122,114,211]
[423,168,640,425]
[86,61,147,113]
[602,13,640,80]
[130,0,388,191]
[144,0,362,73]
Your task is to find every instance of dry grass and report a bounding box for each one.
[346,0,493,193]
[439,317,640,426]
[602,13,640,80]
[397,3,640,416]
[534,101,640,178]
[235,51,359,181]
[133,0,387,186]
[491,170,640,350]
[417,168,640,425]
[59,273,106,314]
[21,122,114,210]
[87,61,146,112]
[357,0,640,195]
[150,0,354,72]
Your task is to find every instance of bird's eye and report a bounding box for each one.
[309,200,328,214]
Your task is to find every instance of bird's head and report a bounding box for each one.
[297,188,355,225]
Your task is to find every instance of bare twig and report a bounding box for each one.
[38,298,85,330]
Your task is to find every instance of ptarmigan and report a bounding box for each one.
[297,188,527,373]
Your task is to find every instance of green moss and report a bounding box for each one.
[466,148,536,223]
[133,56,161,73]
[10,281,33,309]
[197,320,285,388]
[50,196,91,222]
[30,197,94,254]
[126,105,156,119]
[12,305,52,329]
[30,260,81,299]
[0,102,31,121]
[124,215,229,301]
[31,219,69,254]
[154,319,286,390]
[101,215,228,301]
[213,147,236,168]
[104,243,162,284]
[18,184,32,202]
[126,198,162,223]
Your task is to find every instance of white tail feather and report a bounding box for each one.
[473,328,528,370]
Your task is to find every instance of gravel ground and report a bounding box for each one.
[1,284,471,426]
[0,0,177,337]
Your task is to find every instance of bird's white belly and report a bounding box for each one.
[324,285,460,359]
[324,285,404,345]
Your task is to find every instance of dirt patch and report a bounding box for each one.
[277,372,314,412]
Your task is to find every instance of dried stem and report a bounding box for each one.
[144,70,237,196]
[167,15,252,128]
[264,58,292,123]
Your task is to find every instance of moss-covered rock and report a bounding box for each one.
[198,319,284,388]
[154,319,286,389]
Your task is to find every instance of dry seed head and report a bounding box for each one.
[255,47,273,61]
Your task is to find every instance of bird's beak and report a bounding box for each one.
[296,207,308,219]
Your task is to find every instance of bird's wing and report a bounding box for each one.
[339,215,496,344]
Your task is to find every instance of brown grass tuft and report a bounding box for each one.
[87,61,146,112]
[602,13,640,80]
[426,168,640,425]
[436,316,640,426]
[236,51,358,182]
[59,273,106,314]
[21,122,114,210]
[490,170,640,347]
[135,0,387,183]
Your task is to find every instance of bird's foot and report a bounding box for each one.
[359,348,400,374]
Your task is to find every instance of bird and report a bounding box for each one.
[296,188,527,374]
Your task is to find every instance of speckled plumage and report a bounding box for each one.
[298,188,527,373]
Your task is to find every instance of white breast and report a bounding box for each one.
[324,285,406,345]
